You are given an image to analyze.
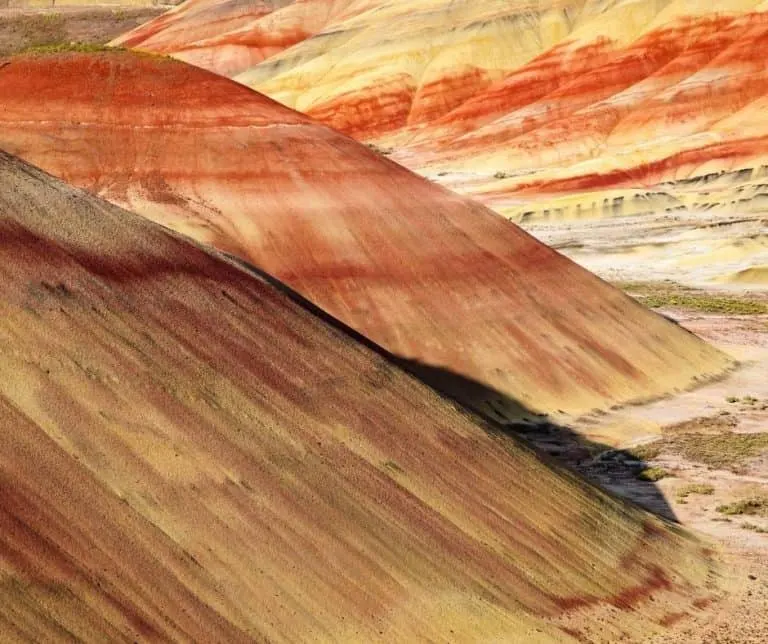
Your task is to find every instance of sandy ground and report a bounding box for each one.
[560,304,768,642]
[523,210,768,289]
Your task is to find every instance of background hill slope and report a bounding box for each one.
[0,51,731,419]
[116,0,768,284]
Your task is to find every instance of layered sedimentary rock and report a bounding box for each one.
[112,0,377,77]
[0,150,719,641]
[0,51,731,417]
[119,0,768,283]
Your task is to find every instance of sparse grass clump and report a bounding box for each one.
[626,441,662,461]
[637,466,670,481]
[494,171,509,179]
[677,483,715,499]
[612,280,768,314]
[664,432,768,470]
[641,293,768,314]
[21,42,118,56]
[741,522,768,534]
[716,496,768,517]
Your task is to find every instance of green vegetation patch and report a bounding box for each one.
[664,432,768,470]
[612,281,768,315]
[20,42,118,56]
[625,429,768,472]
[637,466,670,482]
[641,293,768,314]
[676,483,715,499]
[716,496,768,517]
[626,441,662,461]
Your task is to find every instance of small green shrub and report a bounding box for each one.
[626,442,662,461]
[637,466,670,482]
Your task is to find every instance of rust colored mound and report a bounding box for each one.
[0,51,731,418]
[0,150,719,641]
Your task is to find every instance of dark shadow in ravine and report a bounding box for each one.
[227,254,678,523]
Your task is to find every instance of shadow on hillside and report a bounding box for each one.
[393,359,678,522]
[227,254,678,522]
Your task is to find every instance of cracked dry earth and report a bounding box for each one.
[563,304,768,643]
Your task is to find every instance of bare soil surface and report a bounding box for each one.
[521,209,768,289]
[534,292,768,642]
[0,4,167,55]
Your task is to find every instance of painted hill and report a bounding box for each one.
[0,50,731,418]
[112,0,374,77]
[118,0,768,284]
[0,149,719,641]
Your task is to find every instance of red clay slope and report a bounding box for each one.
[0,51,731,418]
[0,150,719,641]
